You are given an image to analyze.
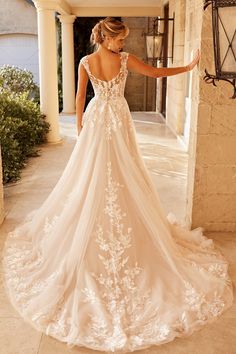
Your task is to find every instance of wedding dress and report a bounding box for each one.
[2,51,234,353]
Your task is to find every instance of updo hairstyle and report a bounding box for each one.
[90,17,129,47]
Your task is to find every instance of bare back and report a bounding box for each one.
[86,52,123,82]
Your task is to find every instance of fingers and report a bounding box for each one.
[186,49,200,72]
[194,49,201,62]
[191,49,200,68]
[193,52,199,63]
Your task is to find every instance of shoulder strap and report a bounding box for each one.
[80,56,90,75]
[121,52,129,71]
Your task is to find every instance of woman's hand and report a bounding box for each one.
[185,49,200,72]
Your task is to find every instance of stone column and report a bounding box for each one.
[58,15,76,114]
[34,0,61,143]
[165,0,186,137]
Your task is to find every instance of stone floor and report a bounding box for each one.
[0,112,235,354]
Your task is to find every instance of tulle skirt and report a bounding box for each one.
[2,96,234,353]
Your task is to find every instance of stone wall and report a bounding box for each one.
[187,5,236,232]
[157,0,236,231]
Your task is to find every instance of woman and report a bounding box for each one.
[2,17,234,353]
[76,18,199,133]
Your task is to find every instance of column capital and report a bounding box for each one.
[58,15,76,24]
[33,0,57,11]
[33,0,72,14]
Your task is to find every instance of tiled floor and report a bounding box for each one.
[0,112,235,354]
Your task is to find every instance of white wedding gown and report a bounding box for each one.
[2,51,234,353]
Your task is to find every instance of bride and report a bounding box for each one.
[2,17,234,353]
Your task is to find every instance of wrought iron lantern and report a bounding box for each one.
[204,0,236,98]
[142,16,175,66]
[146,34,163,63]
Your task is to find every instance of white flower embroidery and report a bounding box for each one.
[81,161,155,346]
[183,281,225,321]
[81,52,130,140]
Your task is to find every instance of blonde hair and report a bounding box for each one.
[90,17,129,46]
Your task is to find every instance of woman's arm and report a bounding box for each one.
[75,62,89,135]
[127,49,200,78]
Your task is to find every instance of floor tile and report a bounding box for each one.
[0,317,42,354]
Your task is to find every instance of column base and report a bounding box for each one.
[60,111,76,115]
[46,136,64,145]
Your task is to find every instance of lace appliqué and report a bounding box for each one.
[79,161,232,351]
[187,259,231,282]
[80,52,131,141]
[83,101,133,141]
[81,52,129,101]
[81,161,159,350]
[183,280,225,321]
[3,242,60,310]
[3,211,64,315]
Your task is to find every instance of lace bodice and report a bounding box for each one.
[80,51,129,101]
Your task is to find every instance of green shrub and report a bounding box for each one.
[0,65,40,103]
[0,66,50,184]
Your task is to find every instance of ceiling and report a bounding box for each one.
[47,0,162,16]
[68,0,161,6]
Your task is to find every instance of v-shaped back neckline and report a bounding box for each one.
[85,52,123,83]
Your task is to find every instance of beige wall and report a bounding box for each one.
[188,5,236,232]
[0,0,37,35]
